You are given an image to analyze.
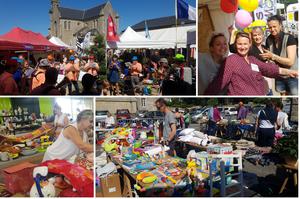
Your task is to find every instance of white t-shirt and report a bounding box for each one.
[258,110,275,129]
[105,116,115,127]
[276,111,291,134]
[198,53,221,95]
[43,123,88,162]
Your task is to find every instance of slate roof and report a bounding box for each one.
[131,16,195,32]
[58,3,106,21]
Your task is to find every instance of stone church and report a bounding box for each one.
[49,0,119,47]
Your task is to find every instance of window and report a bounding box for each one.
[141,98,146,107]
[64,21,67,30]
[68,21,71,30]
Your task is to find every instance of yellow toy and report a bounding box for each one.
[187,159,197,177]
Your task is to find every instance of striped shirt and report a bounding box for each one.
[204,54,279,95]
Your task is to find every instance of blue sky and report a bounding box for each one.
[0,0,195,36]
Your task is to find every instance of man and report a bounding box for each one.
[105,112,115,128]
[237,102,248,122]
[275,101,291,134]
[155,98,177,156]
[47,54,55,68]
[207,104,221,136]
[130,56,143,93]
[30,67,61,95]
[31,59,49,91]
[0,59,19,95]
[80,73,98,95]
[84,55,99,77]
[65,55,80,94]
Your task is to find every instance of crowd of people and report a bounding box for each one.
[106,50,195,96]
[207,100,292,148]
[0,49,196,96]
[0,53,101,95]
[199,15,298,96]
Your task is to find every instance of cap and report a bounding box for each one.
[132,56,138,61]
[38,59,50,67]
[69,55,75,61]
[174,54,185,62]
[159,58,168,64]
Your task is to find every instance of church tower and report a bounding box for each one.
[49,0,60,37]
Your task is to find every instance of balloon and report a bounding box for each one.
[235,10,253,28]
[238,0,259,12]
[220,0,238,13]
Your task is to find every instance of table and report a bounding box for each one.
[108,153,186,197]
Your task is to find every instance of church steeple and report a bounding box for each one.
[51,0,59,9]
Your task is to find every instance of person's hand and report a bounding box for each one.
[260,49,274,60]
[288,70,298,78]
[228,25,234,35]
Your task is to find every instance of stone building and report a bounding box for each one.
[49,0,119,47]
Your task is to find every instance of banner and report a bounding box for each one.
[253,0,277,22]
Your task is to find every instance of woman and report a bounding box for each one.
[43,110,93,162]
[198,33,228,95]
[108,55,120,95]
[260,15,298,95]
[256,101,278,147]
[229,27,273,95]
[205,32,298,95]
[53,103,69,137]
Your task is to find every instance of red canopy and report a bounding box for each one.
[0,27,62,51]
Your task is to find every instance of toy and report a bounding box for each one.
[30,166,56,197]
[187,159,197,177]
[137,172,157,184]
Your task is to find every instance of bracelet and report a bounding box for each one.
[272,54,277,61]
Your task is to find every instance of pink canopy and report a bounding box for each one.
[0,27,62,51]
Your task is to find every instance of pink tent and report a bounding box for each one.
[0,27,61,51]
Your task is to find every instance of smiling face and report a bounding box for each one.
[251,28,264,45]
[235,36,251,57]
[209,36,228,58]
[268,20,282,37]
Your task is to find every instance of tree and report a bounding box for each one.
[89,34,107,81]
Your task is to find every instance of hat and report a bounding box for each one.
[159,58,168,64]
[1,59,18,68]
[69,55,75,61]
[38,59,50,67]
[132,56,138,61]
[174,54,185,62]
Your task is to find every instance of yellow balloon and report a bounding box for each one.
[238,0,259,12]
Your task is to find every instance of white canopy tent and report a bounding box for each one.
[49,36,73,49]
[136,24,196,48]
[107,26,176,49]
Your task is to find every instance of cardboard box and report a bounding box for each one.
[2,162,36,194]
[100,173,122,197]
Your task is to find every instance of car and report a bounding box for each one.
[142,111,164,120]
[225,107,238,116]
[116,109,131,120]
[190,107,207,117]
[136,110,147,118]
[191,108,210,123]
[95,110,109,120]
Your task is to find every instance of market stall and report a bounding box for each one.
[0,98,94,197]
[96,124,246,197]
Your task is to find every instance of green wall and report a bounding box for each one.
[0,98,12,112]
[39,98,54,116]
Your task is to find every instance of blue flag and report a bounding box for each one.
[145,20,151,39]
[177,0,196,21]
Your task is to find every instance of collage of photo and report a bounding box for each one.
[0,0,298,198]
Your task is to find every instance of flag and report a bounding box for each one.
[107,15,120,42]
[76,37,83,53]
[82,32,91,49]
[145,20,151,39]
[176,0,196,21]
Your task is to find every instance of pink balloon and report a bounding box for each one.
[235,10,253,28]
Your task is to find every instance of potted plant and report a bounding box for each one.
[273,133,298,166]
